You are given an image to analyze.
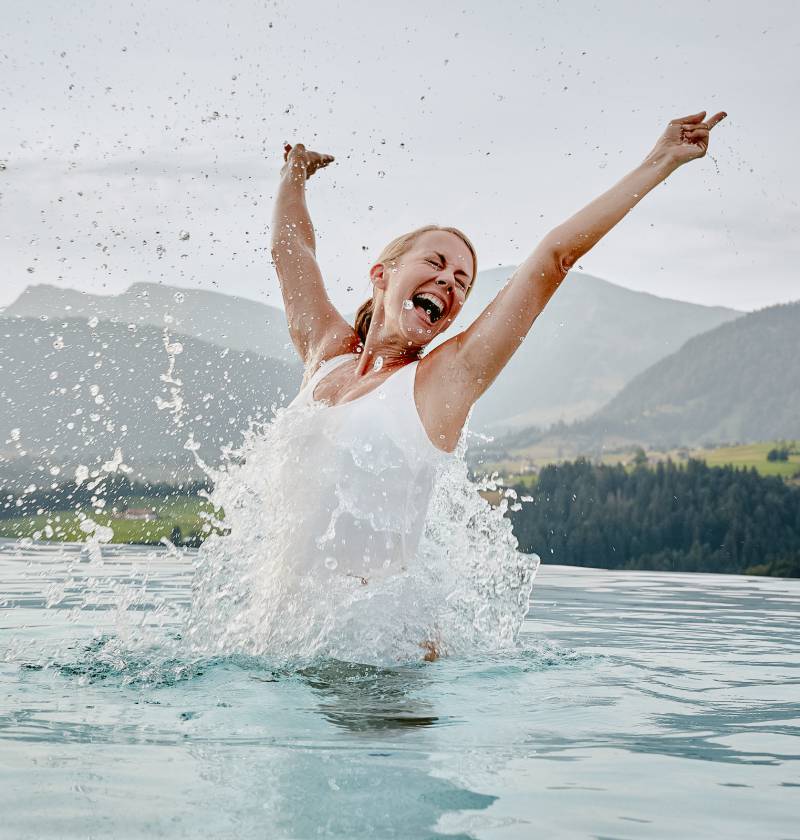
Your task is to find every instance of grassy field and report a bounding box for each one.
[691,442,800,478]
[0,496,220,545]
[475,440,800,485]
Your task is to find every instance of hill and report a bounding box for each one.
[433,268,741,430]
[5,282,296,363]
[7,274,741,434]
[576,301,800,447]
[0,316,300,483]
[480,301,800,468]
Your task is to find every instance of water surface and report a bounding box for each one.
[1,541,798,838]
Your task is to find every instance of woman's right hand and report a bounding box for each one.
[281,142,335,180]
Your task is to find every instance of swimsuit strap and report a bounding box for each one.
[297,353,358,405]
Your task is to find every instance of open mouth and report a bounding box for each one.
[411,292,446,325]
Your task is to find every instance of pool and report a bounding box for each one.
[2,540,798,838]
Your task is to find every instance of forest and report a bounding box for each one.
[507,459,800,577]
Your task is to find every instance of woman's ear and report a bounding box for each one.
[369,262,388,292]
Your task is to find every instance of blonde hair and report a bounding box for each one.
[354,224,478,346]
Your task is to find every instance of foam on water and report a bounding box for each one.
[182,399,539,665]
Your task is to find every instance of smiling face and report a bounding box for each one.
[370,230,476,351]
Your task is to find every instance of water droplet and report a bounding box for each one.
[372,356,383,372]
[49,371,58,380]
[179,230,190,241]
[174,291,185,303]
[52,336,64,350]
[324,556,338,570]
[403,299,414,310]
[127,323,136,333]
[87,316,99,328]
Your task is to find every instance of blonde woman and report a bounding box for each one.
[260,110,725,659]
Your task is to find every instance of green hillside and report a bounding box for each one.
[579,301,800,447]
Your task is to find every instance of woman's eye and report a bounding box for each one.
[426,258,441,267]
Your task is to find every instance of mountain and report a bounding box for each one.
[0,316,300,483]
[431,267,741,431]
[6,274,742,433]
[574,301,800,447]
[5,282,297,363]
[486,301,800,463]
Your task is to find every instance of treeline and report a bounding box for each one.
[507,459,800,577]
[0,474,212,520]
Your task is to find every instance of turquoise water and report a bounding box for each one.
[1,540,798,838]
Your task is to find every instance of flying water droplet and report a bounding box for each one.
[324,556,338,570]
[52,336,64,350]
[174,291,185,304]
[373,356,384,372]
[87,316,99,328]
[403,299,414,309]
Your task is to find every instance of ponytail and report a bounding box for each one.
[354,297,374,346]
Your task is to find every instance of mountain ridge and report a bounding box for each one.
[5,272,742,431]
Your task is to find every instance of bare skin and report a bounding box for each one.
[270,114,726,661]
[271,111,726,454]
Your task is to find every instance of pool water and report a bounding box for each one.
[1,540,798,838]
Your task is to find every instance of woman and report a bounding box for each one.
[193,110,726,664]
[271,110,726,454]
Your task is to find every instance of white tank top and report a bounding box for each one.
[284,352,455,584]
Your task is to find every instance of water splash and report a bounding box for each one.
[183,399,539,666]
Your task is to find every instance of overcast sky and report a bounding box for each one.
[2,0,798,314]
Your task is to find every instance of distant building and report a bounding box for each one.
[121,507,158,521]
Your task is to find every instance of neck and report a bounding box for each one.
[355,319,421,377]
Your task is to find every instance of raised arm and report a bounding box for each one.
[451,110,727,403]
[270,143,353,366]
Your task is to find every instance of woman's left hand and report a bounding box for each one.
[649,109,727,167]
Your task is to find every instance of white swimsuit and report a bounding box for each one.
[285,353,454,583]
[189,353,539,662]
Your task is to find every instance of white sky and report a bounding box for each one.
[1,0,798,314]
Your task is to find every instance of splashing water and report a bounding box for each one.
[30,327,539,669]
[182,399,539,666]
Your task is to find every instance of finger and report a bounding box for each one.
[683,130,709,144]
[671,110,706,125]
[706,111,727,129]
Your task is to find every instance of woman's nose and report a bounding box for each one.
[435,276,453,289]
